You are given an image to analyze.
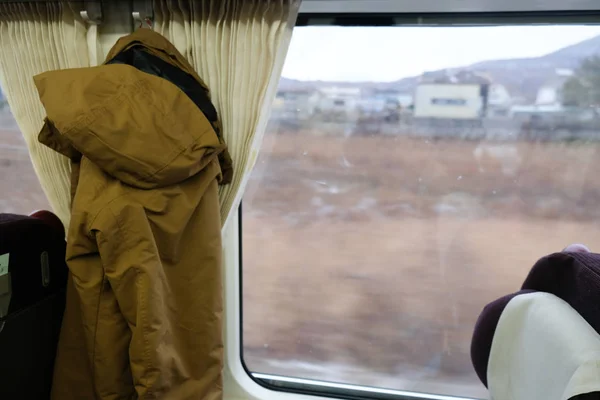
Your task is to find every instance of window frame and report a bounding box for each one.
[299,0,600,14]
[230,7,600,400]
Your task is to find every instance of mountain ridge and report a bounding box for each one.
[280,34,600,101]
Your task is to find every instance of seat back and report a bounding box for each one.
[471,252,600,400]
[0,211,68,400]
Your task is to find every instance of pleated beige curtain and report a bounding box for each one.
[0,3,90,227]
[1,1,299,230]
[153,0,300,229]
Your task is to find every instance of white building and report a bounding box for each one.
[535,69,574,107]
[488,84,511,106]
[413,83,484,120]
[314,86,362,116]
[486,83,512,117]
[358,90,413,114]
[272,87,319,120]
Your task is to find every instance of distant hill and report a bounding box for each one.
[543,34,600,65]
[280,34,600,102]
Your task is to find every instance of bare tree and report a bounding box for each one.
[563,55,600,107]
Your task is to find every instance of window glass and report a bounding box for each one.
[243,25,600,398]
[0,95,50,214]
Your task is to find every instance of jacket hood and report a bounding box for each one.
[34,63,224,189]
[105,28,233,184]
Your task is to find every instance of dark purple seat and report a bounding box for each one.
[471,251,600,399]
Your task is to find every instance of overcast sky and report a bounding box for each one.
[282,25,600,82]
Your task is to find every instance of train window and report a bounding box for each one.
[0,97,50,214]
[242,23,600,399]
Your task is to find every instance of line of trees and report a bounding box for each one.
[563,55,600,107]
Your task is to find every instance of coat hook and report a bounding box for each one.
[132,0,154,30]
[80,1,102,25]
[133,12,153,29]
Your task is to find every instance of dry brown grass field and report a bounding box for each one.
[0,124,50,214]
[242,129,600,398]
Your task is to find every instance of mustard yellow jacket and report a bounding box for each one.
[34,29,229,400]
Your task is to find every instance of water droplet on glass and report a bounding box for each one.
[263,343,269,348]
[303,151,308,156]
[492,190,497,195]
[418,177,423,182]
[457,175,463,181]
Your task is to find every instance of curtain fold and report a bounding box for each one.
[1,1,299,230]
[0,3,90,227]
[153,0,300,229]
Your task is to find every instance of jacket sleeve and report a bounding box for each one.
[94,203,169,399]
[53,208,134,400]
[94,196,223,400]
